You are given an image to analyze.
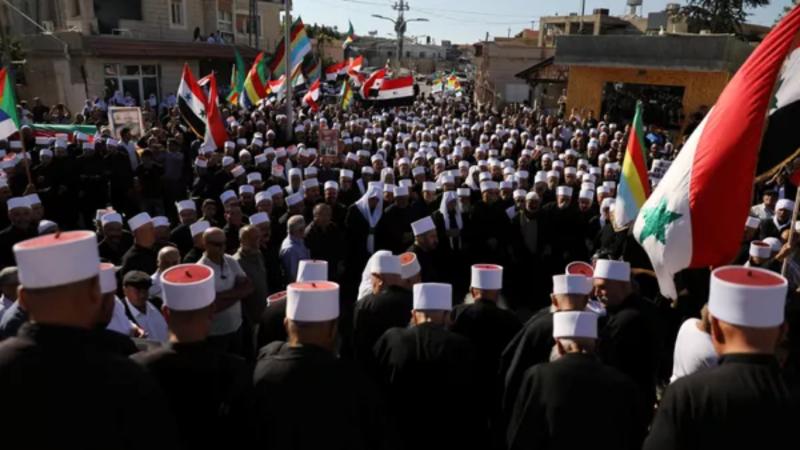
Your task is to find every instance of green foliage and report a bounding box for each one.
[681,0,770,36]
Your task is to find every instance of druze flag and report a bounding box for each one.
[633,5,800,299]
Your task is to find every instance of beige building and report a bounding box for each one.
[1,0,283,112]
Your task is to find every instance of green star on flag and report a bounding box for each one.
[638,199,682,245]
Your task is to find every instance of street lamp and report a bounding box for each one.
[372,14,428,64]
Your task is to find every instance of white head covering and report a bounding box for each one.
[400,252,421,280]
[161,264,216,311]
[286,281,340,321]
[14,231,100,289]
[708,266,786,327]
[355,182,384,254]
[413,283,452,311]
[297,260,329,282]
[552,274,593,295]
[553,311,598,339]
[471,264,502,290]
[358,250,392,299]
[594,259,630,282]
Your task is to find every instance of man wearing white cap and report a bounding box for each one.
[645,267,795,450]
[760,197,794,239]
[0,231,178,448]
[97,212,133,266]
[183,220,210,264]
[344,182,384,293]
[120,212,158,278]
[593,259,659,417]
[133,263,252,450]
[735,216,762,264]
[500,273,594,422]
[508,311,644,450]
[0,196,36,267]
[373,282,482,450]
[409,215,445,284]
[254,281,392,449]
[170,199,198,255]
[352,252,413,365]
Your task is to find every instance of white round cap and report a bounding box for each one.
[553,311,598,339]
[709,266,787,328]
[297,260,328,282]
[249,212,270,226]
[99,262,117,294]
[127,212,152,232]
[152,216,170,228]
[176,200,196,212]
[220,190,237,204]
[286,281,340,321]
[399,252,420,280]
[594,259,630,282]
[190,220,210,237]
[161,264,215,311]
[565,261,594,277]
[14,231,100,289]
[745,216,760,229]
[556,186,573,197]
[471,264,503,290]
[552,274,593,295]
[750,241,771,259]
[101,212,122,226]
[413,282,452,311]
[371,253,401,275]
[411,216,436,236]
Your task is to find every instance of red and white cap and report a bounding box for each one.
[471,264,503,290]
[594,259,630,282]
[128,212,152,232]
[161,264,215,311]
[99,262,117,294]
[413,282,452,311]
[371,253,401,275]
[286,281,340,321]
[552,274,593,295]
[565,261,594,277]
[553,311,598,339]
[297,260,328,282]
[411,216,436,236]
[709,266,787,328]
[266,290,287,306]
[399,252,420,280]
[14,231,100,289]
[749,241,771,259]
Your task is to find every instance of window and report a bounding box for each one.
[235,13,261,35]
[419,51,426,58]
[103,63,160,107]
[169,0,185,28]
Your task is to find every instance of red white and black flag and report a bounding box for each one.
[177,63,208,138]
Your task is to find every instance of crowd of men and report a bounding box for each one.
[0,86,798,450]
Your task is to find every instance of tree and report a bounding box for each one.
[681,0,770,36]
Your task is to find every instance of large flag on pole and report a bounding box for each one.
[340,80,353,110]
[0,67,20,140]
[303,80,321,112]
[633,6,800,299]
[614,101,650,229]
[342,20,355,49]
[177,64,208,137]
[270,18,311,79]
[227,48,247,104]
[240,52,269,109]
[200,73,227,152]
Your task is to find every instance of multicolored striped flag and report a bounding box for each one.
[227,48,247,104]
[340,80,353,110]
[633,5,800,298]
[614,101,650,229]
[342,20,355,49]
[240,52,269,109]
[269,18,312,79]
[303,55,321,85]
[0,67,20,141]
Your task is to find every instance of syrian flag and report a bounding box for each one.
[325,61,347,82]
[177,64,208,138]
[303,80,321,112]
[199,73,228,153]
[370,75,414,101]
[633,6,800,299]
[361,68,386,98]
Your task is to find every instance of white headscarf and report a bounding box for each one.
[355,181,384,254]
[465,165,481,191]
[440,191,463,249]
[357,250,393,299]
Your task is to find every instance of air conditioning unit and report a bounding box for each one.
[42,21,55,32]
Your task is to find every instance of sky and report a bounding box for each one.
[292,0,793,44]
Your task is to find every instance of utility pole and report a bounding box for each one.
[372,2,427,68]
[284,0,292,141]
[248,0,258,48]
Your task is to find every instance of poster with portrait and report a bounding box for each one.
[319,128,340,158]
[107,107,144,139]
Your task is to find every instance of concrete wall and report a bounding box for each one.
[565,65,730,123]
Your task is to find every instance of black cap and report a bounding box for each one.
[123,270,152,288]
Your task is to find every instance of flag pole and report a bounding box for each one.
[284,0,293,142]
[781,186,800,276]
[19,133,33,190]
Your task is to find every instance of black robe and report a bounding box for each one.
[133,341,254,450]
[351,285,413,368]
[408,243,446,285]
[0,225,36,268]
[598,294,660,418]
[499,307,554,420]
[98,233,134,266]
[644,353,800,450]
[257,298,287,349]
[253,342,394,450]
[373,323,483,450]
[169,223,194,257]
[375,203,415,254]
[0,323,178,449]
[120,244,158,278]
[469,201,511,265]
[508,353,645,450]
[450,300,522,447]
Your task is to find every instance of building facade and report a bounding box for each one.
[2,0,282,112]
